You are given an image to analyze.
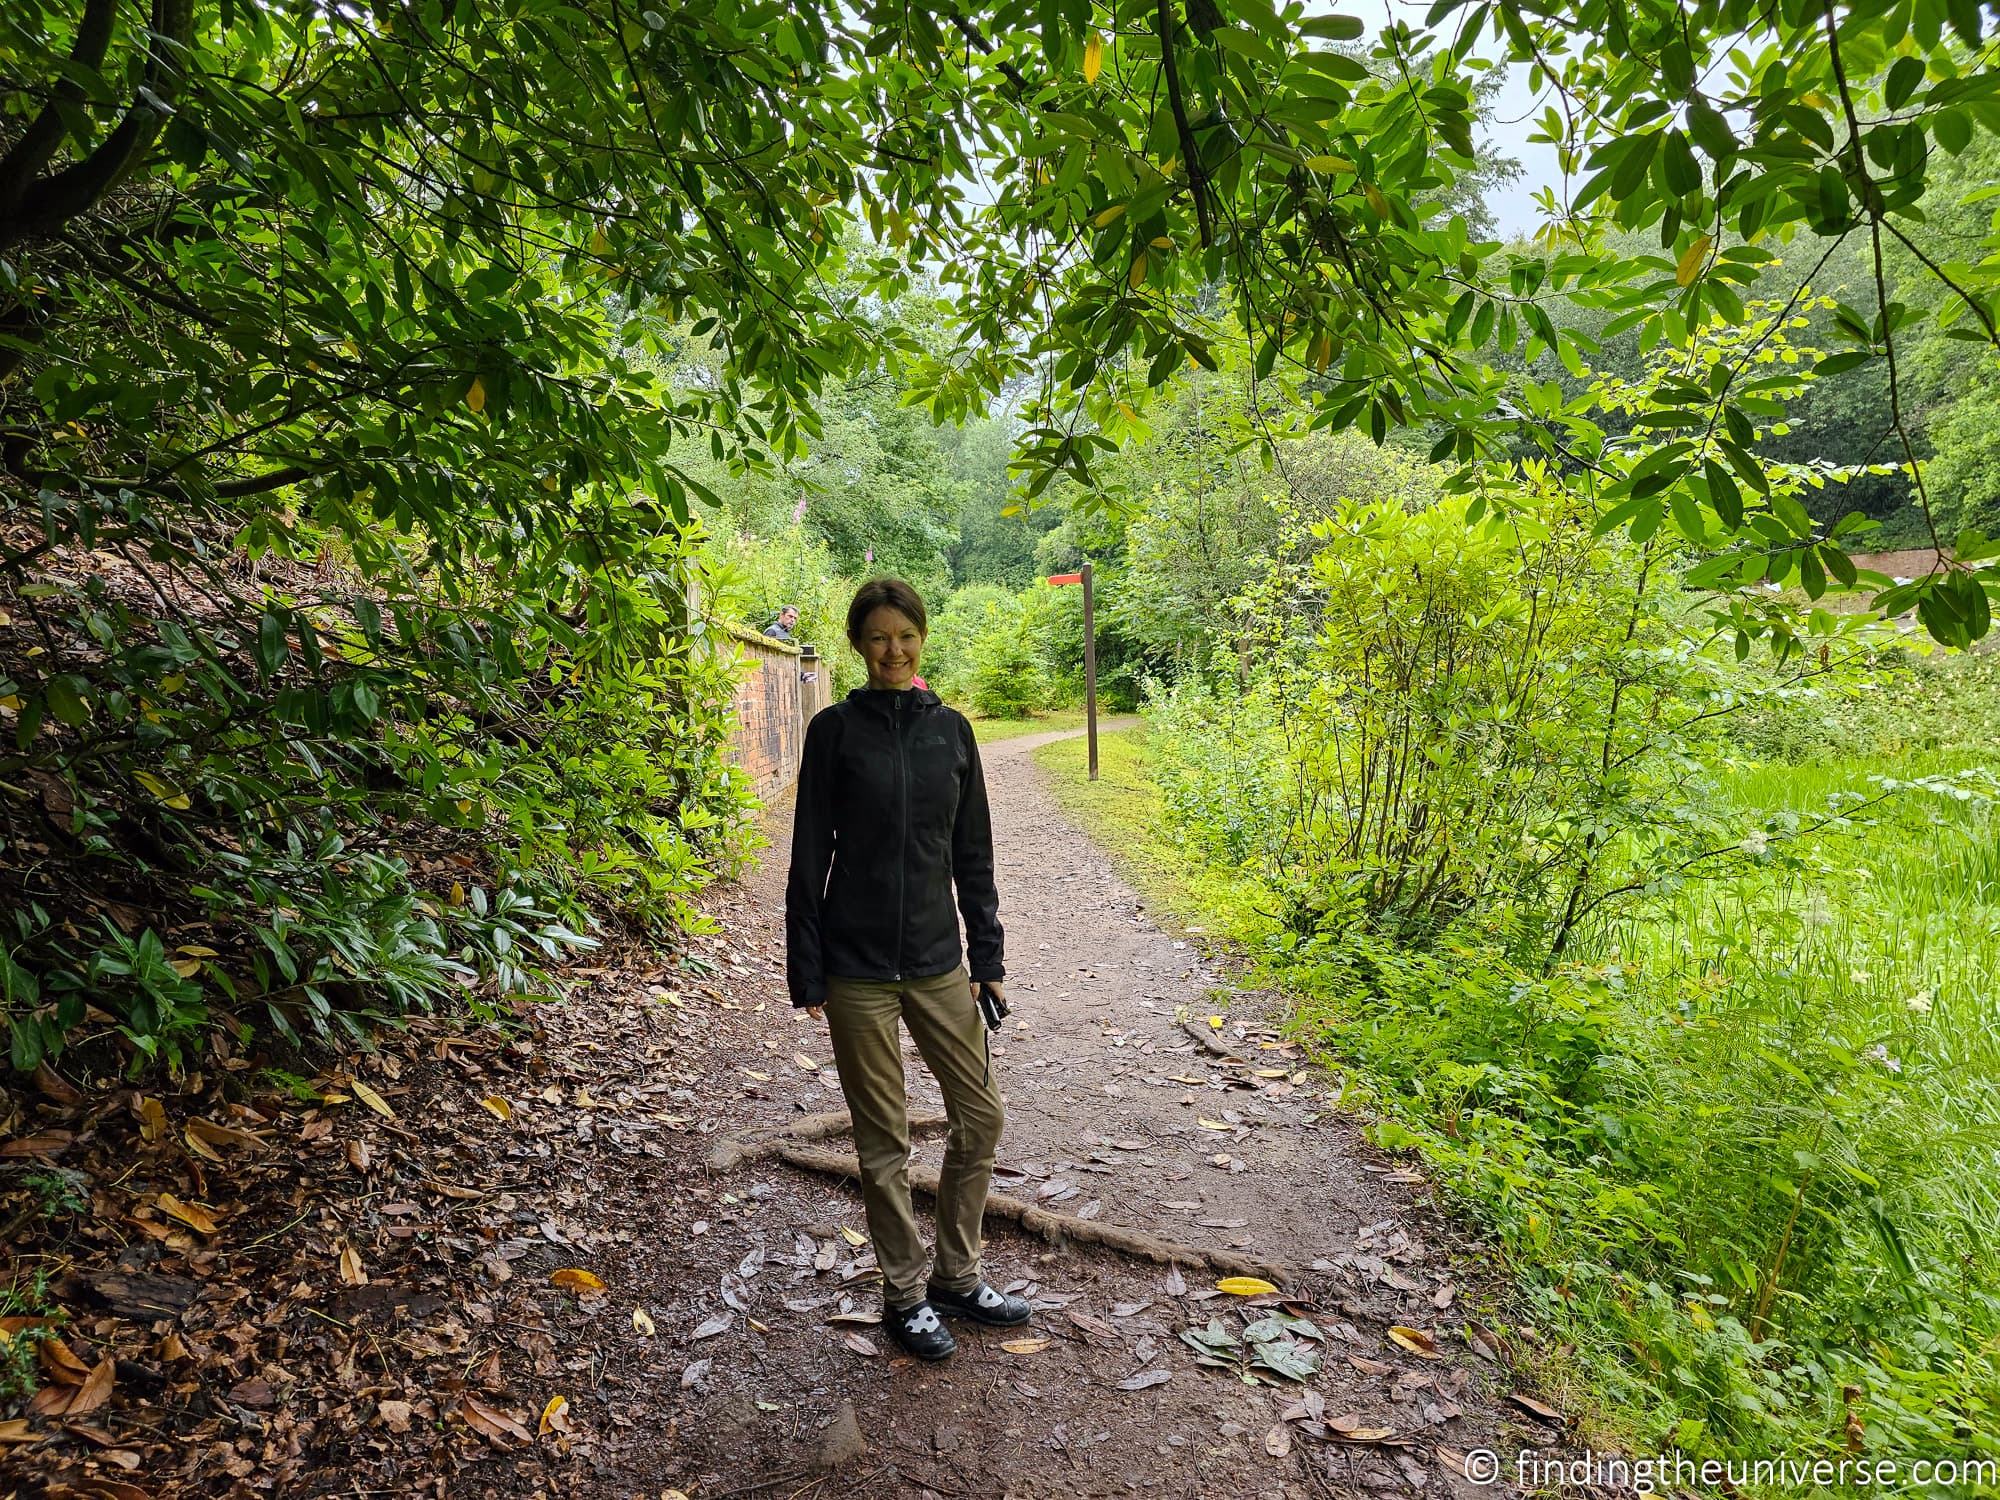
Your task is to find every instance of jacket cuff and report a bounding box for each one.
[968,962,1004,984]
[791,980,826,1008]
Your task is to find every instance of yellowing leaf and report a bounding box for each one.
[550,1267,607,1293]
[1304,154,1355,173]
[1363,183,1390,217]
[182,1126,223,1163]
[1197,1118,1231,1131]
[349,1079,397,1120]
[479,1095,513,1121]
[157,1193,218,1235]
[132,769,191,809]
[1327,1414,1399,1442]
[632,1308,656,1336]
[1676,233,1713,287]
[1387,1325,1442,1359]
[1215,1276,1278,1297]
[170,957,203,978]
[837,1225,866,1248]
[741,1068,772,1083]
[449,881,466,906]
[591,225,611,255]
[793,1053,818,1071]
[539,1393,571,1435]
[1093,203,1126,228]
[466,376,487,413]
[338,1242,367,1286]
[1128,250,1147,289]
[1001,1336,1051,1354]
[1083,31,1104,83]
[136,1096,166,1143]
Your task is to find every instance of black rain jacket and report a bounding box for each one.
[785,686,1004,1008]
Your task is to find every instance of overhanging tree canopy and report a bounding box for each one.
[1,0,1997,1066]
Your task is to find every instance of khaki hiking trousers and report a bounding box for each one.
[822,963,1004,1310]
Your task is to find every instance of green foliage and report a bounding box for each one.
[2,0,836,1072]
[21,1169,87,1220]
[0,1272,58,1406]
[960,591,1050,719]
[921,583,1016,703]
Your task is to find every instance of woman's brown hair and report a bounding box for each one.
[845,577,928,645]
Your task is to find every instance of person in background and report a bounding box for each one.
[785,577,1027,1360]
[764,604,799,642]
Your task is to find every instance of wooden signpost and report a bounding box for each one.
[1045,564,1098,780]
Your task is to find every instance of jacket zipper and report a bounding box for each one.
[893,691,907,982]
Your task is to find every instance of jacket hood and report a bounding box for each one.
[845,686,942,709]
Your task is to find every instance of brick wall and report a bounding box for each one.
[719,625,831,799]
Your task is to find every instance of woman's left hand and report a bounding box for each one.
[806,1005,824,1021]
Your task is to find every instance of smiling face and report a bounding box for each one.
[854,604,924,690]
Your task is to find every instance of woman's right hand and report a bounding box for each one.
[806,1005,824,1021]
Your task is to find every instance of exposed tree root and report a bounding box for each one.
[706,1109,949,1172]
[771,1142,1294,1285]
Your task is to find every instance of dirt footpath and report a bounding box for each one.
[600,722,1565,1500]
[0,723,1578,1500]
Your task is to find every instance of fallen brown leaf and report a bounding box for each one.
[458,1395,533,1446]
[1509,1391,1564,1423]
[338,1242,367,1287]
[65,1356,115,1417]
[156,1193,219,1235]
[38,1337,91,1385]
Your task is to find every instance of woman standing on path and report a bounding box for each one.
[785,577,1033,1361]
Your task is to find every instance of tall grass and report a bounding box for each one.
[1585,751,2000,1459]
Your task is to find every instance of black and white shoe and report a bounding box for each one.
[884,1299,956,1360]
[926,1280,1032,1327]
